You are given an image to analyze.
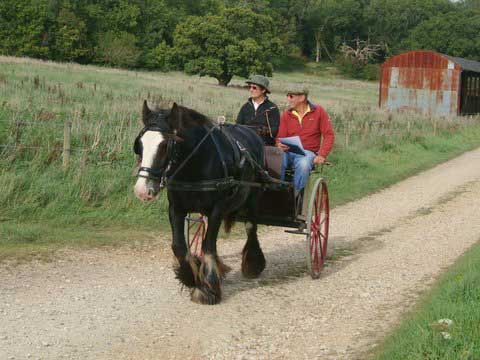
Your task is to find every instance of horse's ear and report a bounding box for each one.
[169,102,181,129]
[142,100,152,126]
[171,102,179,115]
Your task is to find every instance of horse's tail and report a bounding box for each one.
[223,214,236,234]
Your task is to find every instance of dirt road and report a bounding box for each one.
[3,148,480,359]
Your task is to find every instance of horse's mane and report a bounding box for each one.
[149,104,213,130]
[179,106,213,127]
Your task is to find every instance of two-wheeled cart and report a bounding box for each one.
[185,147,330,279]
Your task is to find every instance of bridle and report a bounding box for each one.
[134,115,218,189]
[134,113,177,187]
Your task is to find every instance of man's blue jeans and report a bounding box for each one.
[281,150,316,191]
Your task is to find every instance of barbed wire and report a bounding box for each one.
[0,119,139,128]
[0,144,91,153]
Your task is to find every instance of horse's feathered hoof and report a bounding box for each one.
[174,255,201,288]
[241,248,266,278]
[191,287,221,305]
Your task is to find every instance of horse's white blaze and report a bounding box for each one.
[134,131,165,201]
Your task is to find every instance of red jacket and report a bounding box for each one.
[276,103,335,158]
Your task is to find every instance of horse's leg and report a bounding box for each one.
[170,204,200,288]
[190,208,229,305]
[241,192,266,278]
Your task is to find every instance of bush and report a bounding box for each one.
[144,42,176,71]
[96,31,141,68]
[335,57,380,81]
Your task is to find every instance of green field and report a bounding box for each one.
[1,55,480,260]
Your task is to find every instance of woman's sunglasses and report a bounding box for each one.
[248,85,260,90]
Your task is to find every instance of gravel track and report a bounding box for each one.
[2,148,480,359]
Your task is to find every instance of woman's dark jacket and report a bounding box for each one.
[236,97,280,145]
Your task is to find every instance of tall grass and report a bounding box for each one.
[1,55,480,243]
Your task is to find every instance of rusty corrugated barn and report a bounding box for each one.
[379,50,480,116]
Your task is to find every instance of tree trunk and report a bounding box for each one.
[217,74,233,86]
[315,36,321,63]
[322,40,334,62]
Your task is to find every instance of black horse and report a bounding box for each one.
[134,101,266,304]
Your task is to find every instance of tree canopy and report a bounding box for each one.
[1,0,479,83]
[170,8,282,85]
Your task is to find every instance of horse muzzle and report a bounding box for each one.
[134,167,165,201]
[134,180,162,201]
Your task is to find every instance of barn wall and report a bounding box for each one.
[380,51,462,116]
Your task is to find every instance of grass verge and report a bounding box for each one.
[0,222,163,263]
[373,240,480,360]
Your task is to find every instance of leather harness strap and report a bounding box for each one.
[136,122,290,192]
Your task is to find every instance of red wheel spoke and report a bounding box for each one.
[186,214,207,257]
[307,180,330,278]
[319,217,326,226]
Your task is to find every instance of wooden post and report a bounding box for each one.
[63,121,71,169]
[345,121,350,149]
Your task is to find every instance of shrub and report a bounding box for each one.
[335,57,380,81]
[96,31,141,68]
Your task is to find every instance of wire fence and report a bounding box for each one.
[0,119,137,128]
[1,113,477,169]
[0,119,134,168]
[0,144,90,153]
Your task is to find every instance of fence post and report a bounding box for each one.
[63,121,71,169]
[345,121,350,149]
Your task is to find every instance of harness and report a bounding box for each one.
[135,121,281,192]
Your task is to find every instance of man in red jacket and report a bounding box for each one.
[276,86,334,193]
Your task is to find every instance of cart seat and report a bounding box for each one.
[264,146,284,179]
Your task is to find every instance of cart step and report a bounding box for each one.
[285,229,308,235]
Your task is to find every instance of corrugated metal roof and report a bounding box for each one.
[444,55,480,73]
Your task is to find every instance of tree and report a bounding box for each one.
[145,41,175,71]
[365,0,455,55]
[53,4,89,62]
[402,10,480,60]
[96,31,141,68]
[305,0,364,62]
[166,0,223,16]
[0,0,51,58]
[102,0,141,34]
[172,8,282,86]
[458,0,480,10]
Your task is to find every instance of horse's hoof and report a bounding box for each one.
[191,287,221,305]
[241,249,266,278]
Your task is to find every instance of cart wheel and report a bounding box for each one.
[184,214,207,257]
[306,178,329,279]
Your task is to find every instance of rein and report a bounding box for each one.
[167,125,218,182]
[136,122,286,192]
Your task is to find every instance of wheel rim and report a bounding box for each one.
[187,214,206,257]
[307,179,329,278]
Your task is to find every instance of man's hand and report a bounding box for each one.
[313,155,326,165]
[276,142,289,152]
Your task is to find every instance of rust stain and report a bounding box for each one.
[380,51,462,116]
